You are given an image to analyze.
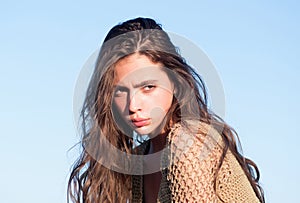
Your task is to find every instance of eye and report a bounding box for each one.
[114,86,128,97]
[143,84,156,92]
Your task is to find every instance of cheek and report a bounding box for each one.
[113,98,127,113]
[148,92,173,124]
[152,91,173,112]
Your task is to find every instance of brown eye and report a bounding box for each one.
[143,85,156,92]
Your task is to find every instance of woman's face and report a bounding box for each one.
[112,53,173,136]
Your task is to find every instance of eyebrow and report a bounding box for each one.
[113,79,159,90]
[133,80,159,88]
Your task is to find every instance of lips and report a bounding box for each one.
[131,118,151,127]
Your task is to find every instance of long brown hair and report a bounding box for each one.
[68,17,264,203]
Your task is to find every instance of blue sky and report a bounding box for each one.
[0,1,299,202]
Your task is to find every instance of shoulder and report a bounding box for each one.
[166,120,226,179]
[166,121,261,202]
[165,121,224,202]
[167,120,224,160]
[168,120,223,142]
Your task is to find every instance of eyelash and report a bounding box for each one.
[143,84,156,92]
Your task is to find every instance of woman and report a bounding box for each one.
[68,17,265,203]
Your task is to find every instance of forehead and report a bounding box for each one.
[114,53,168,85]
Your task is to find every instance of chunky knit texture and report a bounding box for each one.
[132,121,260,203]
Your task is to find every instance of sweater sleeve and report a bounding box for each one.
[215,151,261,203]
[165,122,260,203]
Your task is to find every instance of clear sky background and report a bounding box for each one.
[0,1,299,202]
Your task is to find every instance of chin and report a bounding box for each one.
[134,128,153,136]
[135,126,164,138]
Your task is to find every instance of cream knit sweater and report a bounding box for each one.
[132,121,261,203]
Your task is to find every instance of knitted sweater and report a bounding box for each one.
[132,121,261,203]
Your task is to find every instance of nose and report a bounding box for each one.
[128,90,142,113]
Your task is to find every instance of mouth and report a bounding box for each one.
[131,118,151,128]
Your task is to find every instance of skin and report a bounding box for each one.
[113,53,173,141]
[113,53,174,203]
